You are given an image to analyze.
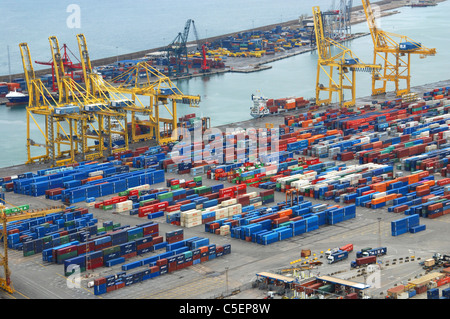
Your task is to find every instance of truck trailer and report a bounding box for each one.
[327,250,349,264]
[350,255,377,268]
[356,247,387,258]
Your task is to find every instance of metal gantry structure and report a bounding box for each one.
[312,6,382,108]
[361,0,436,96]
[20,35,129,167]
[21,33,201,167]
[98,60,201,145]
[0,205,65,294]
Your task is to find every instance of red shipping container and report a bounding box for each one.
[137,241,154,250]
[151,236,163,245]
[94,277,106,286]
[168,262,177,272]
[106,285,116,293]
[122,252,137,259]
[150,266,160,273]
[156,258,168,266]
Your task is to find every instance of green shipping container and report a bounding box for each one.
[23,250,35,257]
[128,233,143,241]
[157,192,173,200]
[193,176,202,182]
[60,235,70,244]
[103,246,120,255]
[97,227,106,233]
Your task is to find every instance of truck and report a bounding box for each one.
[327,250,349,264]
[356,247,387,258]
[325,243,353,257]
[420,253,450,270]
[350,255,377,268]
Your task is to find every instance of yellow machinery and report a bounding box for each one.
[95,60,201,145]
[361,0,436,96]
[21,36,129,167]
[312,6,382,108]
[0,203,65,294]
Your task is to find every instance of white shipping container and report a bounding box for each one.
[220,225,230,236]
[221,199,237,207]
[88,170,103,177]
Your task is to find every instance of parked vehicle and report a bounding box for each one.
[356,247,387,258]
[327,250,349,264]
[350,255,377,268]
[325,244,353,257]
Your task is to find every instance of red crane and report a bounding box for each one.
[35,43,83,92]
[201,44,210,73]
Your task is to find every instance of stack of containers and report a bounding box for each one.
[391,214,423,236]
[93,240,231,295]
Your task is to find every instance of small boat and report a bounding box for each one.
[5,90,28,107]
[250,92,310,118]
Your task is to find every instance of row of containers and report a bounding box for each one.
[93,237,231,295]
[0,146,169,207]
[3,206,99,254]
[387,270,450,299]
[92,176,276,232]
[204,198,357,245]
[2,201,233,295]
[157,86,450,180]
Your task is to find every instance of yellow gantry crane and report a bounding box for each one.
[21,36,129,167]
[312,6,382,108]
[95,60,201,145]
[361,0,436,96]
[0,202,65,294]
[50,35,129,163]
[20,41,82,167]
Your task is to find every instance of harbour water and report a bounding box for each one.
[0,1,449,168]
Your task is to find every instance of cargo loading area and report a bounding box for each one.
[1,78,450,300]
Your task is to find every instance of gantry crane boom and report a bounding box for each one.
[21,36,129,167]
[361,0,436,96]
[49,36,71,104]
[313,6,381,108]
[76,33,94,96]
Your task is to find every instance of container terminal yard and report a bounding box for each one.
[1,0,450,304]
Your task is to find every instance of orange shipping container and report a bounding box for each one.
[302,120,313,128]
[415,184,430,193]
[277,209,293,218]
[371,197,386,205]
[371,182,387,193]
[385,194,397,202]
[300,133,311,139]
[86,175,103,182]
[408,174,420,184]
[418,171,430,179]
